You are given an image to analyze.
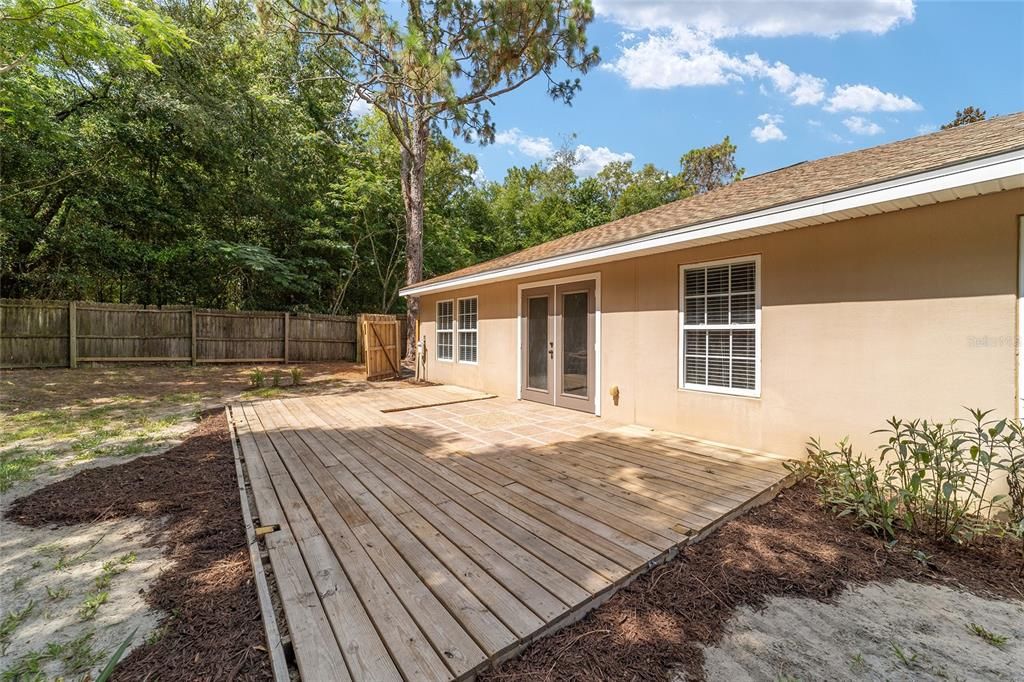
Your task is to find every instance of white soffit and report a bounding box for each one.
[401,148,1024,297]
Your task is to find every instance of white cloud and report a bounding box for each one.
[574,145,635,176]
[842,115,884,135]
[349,97,372,117]
[494,128,555,158]
[604,31,742,88]
[824,84,921,112]
[917,123,938,135]
[494,128,634,176]
[745,55,827,105]
[596,2,920,116]
[604,31,826,106]
[751,113,786,143]
[592,1,915,38]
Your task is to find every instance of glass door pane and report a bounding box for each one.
[527,296,549,390]
[561,291,588,397]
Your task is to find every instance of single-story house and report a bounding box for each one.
[400,113,1024,457]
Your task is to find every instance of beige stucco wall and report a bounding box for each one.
[417,189,1022,459]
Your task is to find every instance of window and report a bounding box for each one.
[457,297,478,363]
[436,300,453,361]
[679,257,759,396]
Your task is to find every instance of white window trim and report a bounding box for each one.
[456,296,479,365]
[678,254,762,398]
[436,299,454,363]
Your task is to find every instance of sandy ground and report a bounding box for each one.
[699,580,1024,681]
[0,361,399,678]
[0,514,165,678]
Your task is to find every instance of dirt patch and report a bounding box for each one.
[0,361,420,495]
[482,482,1023,681]
[701,580,1024,681]
[0,361,404,414]
[4,413,272,680]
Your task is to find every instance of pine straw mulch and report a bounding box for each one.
[6,411,271,681]
[482,481,1024,682]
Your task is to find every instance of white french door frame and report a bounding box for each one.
[516,272,602,416]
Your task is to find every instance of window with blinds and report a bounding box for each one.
[679,257,760,396]
[457,297,478,363]
[436,300,453,361]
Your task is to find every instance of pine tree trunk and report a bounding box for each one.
[401,117,428,362]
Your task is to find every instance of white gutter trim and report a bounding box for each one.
[401,147,1024,297]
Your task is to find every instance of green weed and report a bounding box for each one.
[247,387,282,399]
[248,368,266,388]
[46,585,70,602]
[78,591,109,620]
[144,626,167,646]
[1,647,46,680]
[95,552,136,589]
[0,601,36,654]
[1,631,105,680]
[57,631,106,674]
[0,447,61,492]
[890,642,919,668]
[967,622,1008,648]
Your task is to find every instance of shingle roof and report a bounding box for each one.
[414,112,1024,290]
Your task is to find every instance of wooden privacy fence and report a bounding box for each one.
[0,299,364,369]
[362,314,402,380]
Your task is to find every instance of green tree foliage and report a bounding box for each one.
[2,0,353,307]
[679,135,744,194]
[274,0,599,352]
[941,106,987,129]
[1,0,744,317]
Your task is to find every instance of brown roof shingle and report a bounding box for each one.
[413,112,1024,290]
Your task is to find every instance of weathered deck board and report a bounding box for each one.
[230,386,793,681]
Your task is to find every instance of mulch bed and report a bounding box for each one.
[8,419,1023,682]
[483,481,1024,682]
[6,412,272,681]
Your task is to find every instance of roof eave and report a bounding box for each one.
[400,147,1024,298]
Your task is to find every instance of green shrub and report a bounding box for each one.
[290,367,303,386]
[248,369,265,388]
[797,408,1024,544]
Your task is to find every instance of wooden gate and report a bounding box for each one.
[362,315,401,381]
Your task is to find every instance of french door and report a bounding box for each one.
[520,280,596,413]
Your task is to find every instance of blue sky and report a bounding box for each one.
[455,1,1024,181]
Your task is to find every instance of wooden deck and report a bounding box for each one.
[229,386,793,681]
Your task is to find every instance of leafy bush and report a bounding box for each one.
[248,369,265,389]
[797,408,1024,544]
[290,368,304,386]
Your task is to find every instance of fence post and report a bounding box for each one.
[393,319,401,377]
[190,308,197,366]
[355,313,364,363]
[68,301,77,368]
[283,312,290,364]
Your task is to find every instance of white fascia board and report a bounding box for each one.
[401,148,1024,297]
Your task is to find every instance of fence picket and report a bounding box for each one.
[0,299,365,368]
